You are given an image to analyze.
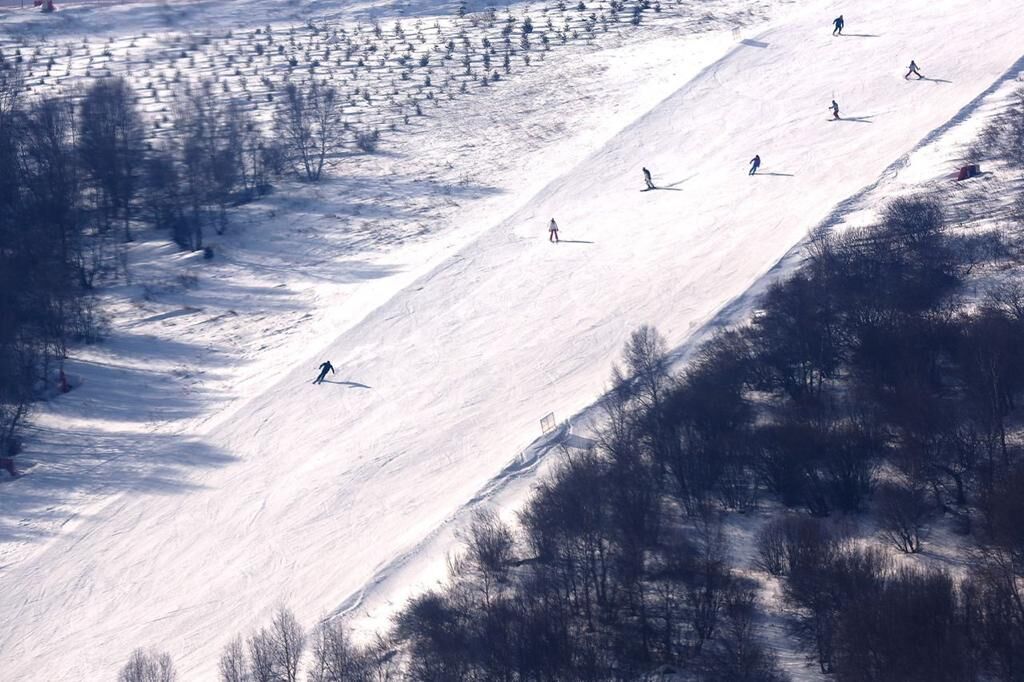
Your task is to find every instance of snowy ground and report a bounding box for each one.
[2,0,1024,678]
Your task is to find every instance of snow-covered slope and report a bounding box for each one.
[3,0,1024,678]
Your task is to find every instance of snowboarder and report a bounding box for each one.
[642,167,656,190]
[313,361,335,384]
[548,218,560,243]
[749,154,761,175]
[829,99,840,120]
[832,15,844,36]
[905,60,924,79]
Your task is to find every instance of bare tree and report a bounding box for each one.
[118,648,177,682]
[753,518,788,576]
[218,635,250,682]
[613,323,671,414]
[78,77,144,242]
[247,629,276,682]
[876,481,929,553]
[141,151,188,247]
[170,81,246,247]
[276,79,343,181]
[271,606,305,682]
[462,508,515,607]
[308,618,364,682]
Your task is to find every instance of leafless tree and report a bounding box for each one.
[276,78,343,181]
[462,508,515,607]
[754,518,788,576]
[308,618,363,682]
[876,481,929,553]
[247,629,276,682]
[271,606,305,682]
[78,77,144,242]
[218,635,250,682]
[118,648,177,682]
[171,81,246,247]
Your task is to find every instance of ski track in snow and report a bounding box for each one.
[3,0,1024,678]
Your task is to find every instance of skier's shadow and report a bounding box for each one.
[662,174,697,189]
[756,172,795,177]
[838,115,875,123]
[643,186,683,191]
[558,240,594,244]
[922,77,952,83]
[321,380,373,389]
[740,38,769,48]
[840,33,880,37]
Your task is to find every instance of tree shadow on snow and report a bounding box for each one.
[0,428,236,550]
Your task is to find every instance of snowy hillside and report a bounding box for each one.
[2,0,1024,678]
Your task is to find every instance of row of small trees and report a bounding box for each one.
[7,0,679,162]
[119,607,398,682]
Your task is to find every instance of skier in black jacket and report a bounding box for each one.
[314,361,335,384]
[642,167,656,190]
[749,155,761,175]
[832,15,844,35]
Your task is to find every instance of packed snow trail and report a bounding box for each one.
[4,0,1024,678]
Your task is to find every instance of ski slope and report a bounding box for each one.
[4,0,1024,678]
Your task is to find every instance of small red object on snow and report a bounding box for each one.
[956,164,980,181]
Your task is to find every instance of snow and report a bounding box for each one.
[2,0,1024,678]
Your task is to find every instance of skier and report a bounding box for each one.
[642,167,656,190]
[832,15,844,36]
[548,218,560,243]
[829,99,840,120]
[313,360,335,384]
[749,154,761,175]
[905,60,924,80]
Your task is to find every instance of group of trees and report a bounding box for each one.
[371,325,788,681]
[1,65,105,462]
[754,515,1024,681]
[638,193,1024,531]
[0,59,364,468]
[696,193,1023,677]
[218,607,397,682]
[120,607,399,682]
